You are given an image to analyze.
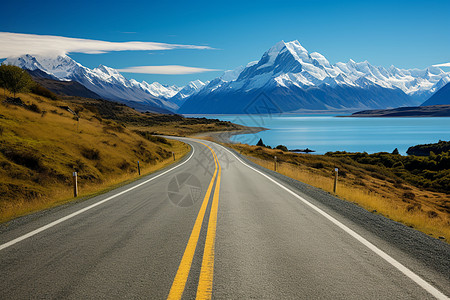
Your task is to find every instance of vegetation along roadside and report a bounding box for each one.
[0,69,247,223]
[228,140,450,242]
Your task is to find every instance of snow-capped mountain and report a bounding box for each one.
[169,79,208,106]
[140,81,182,99]
[4,54,182,113]
[421,82,450,106]
[179,40,450,113]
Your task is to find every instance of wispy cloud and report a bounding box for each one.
[117,65,221,75]
[433,62,450,67]
[0,32,213,58]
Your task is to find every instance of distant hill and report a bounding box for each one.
[421,82,450,106]
[26,69,174,114]
[348,105,450,117]
[28,69,101,99]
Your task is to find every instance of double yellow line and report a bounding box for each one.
[167,142,221,300]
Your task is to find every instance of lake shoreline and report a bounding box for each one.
[342,105,450,118]
[191,114,450,155]
[192,126,268,144]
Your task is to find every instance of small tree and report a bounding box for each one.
[256,138,265,147]
[0,65,33,98]
[0,65,7,96]
[392,148,400,155]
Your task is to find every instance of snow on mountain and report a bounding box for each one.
[220,65,244,82]
[141,81,182,99]
[4,54,181,113]
[169,79,208,105]
[421,81,450,106]
[179,40,450,113]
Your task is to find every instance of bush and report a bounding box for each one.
[275,145,288,152]
[27,103,41,113]
[1,148,44,171]
[81,147,100,160]
[118,160,131,171]
[407,140,450,156]
[311,162,325,169]
[402,192,416,200]
[134,130,170,145]
[4,97,41,113]
[30,84,57,100]
[427,211,438,218]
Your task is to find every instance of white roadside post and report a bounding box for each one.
[73,172,78,197]
[333,167,338,194]
[274,156,277,172]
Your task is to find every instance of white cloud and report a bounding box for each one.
[433,62,450,67]
[117,65,220,75]
[0,32,212,58]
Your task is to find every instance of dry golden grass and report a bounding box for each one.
[231,143,450,242]
[0,89,190,222]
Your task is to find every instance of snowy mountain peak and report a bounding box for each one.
[5,54,81,80]
[142,81,182,99]
[188,80,205,89]
[268,40,287,53]
[170,79,207,103]
[284,40,309,61]
[310,52,331,67]
[95,64,121,76]
[180,40,450,114]
[220,65,245,82]
[5,53,182,112]
[4,54,44,71]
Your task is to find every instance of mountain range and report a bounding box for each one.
[4,40,450,114]
[4,54,206,113]
[179,41,450,113]
[421,82,450,106]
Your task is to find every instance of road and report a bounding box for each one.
[0,138,449,299]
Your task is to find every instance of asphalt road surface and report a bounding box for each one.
[1,138,449,299]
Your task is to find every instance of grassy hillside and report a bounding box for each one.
[230,143,450,241]
[0,88,245,223]
[61,96,246,136]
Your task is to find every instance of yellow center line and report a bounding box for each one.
[167,141,219,300]
[196,148,221,300]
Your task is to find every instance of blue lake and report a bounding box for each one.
[186,114,450,155]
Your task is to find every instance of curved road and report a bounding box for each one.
[0,138,449,299]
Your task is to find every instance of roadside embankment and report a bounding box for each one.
[227,143,450,242]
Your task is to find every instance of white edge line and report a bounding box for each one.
[216,142,448,300]
[0,146,195,251]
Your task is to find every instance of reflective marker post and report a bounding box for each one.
[73,172,78,197]
[172,152,175,161]
[137,161,141,176]
[274,156,277,172]
[333,167,338,194]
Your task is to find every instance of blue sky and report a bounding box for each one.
[1,0,449,86]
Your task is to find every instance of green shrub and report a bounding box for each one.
[1,148,44,171]
[275,145,288,152]
[30,84,57,100]
[81,147,100,160]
